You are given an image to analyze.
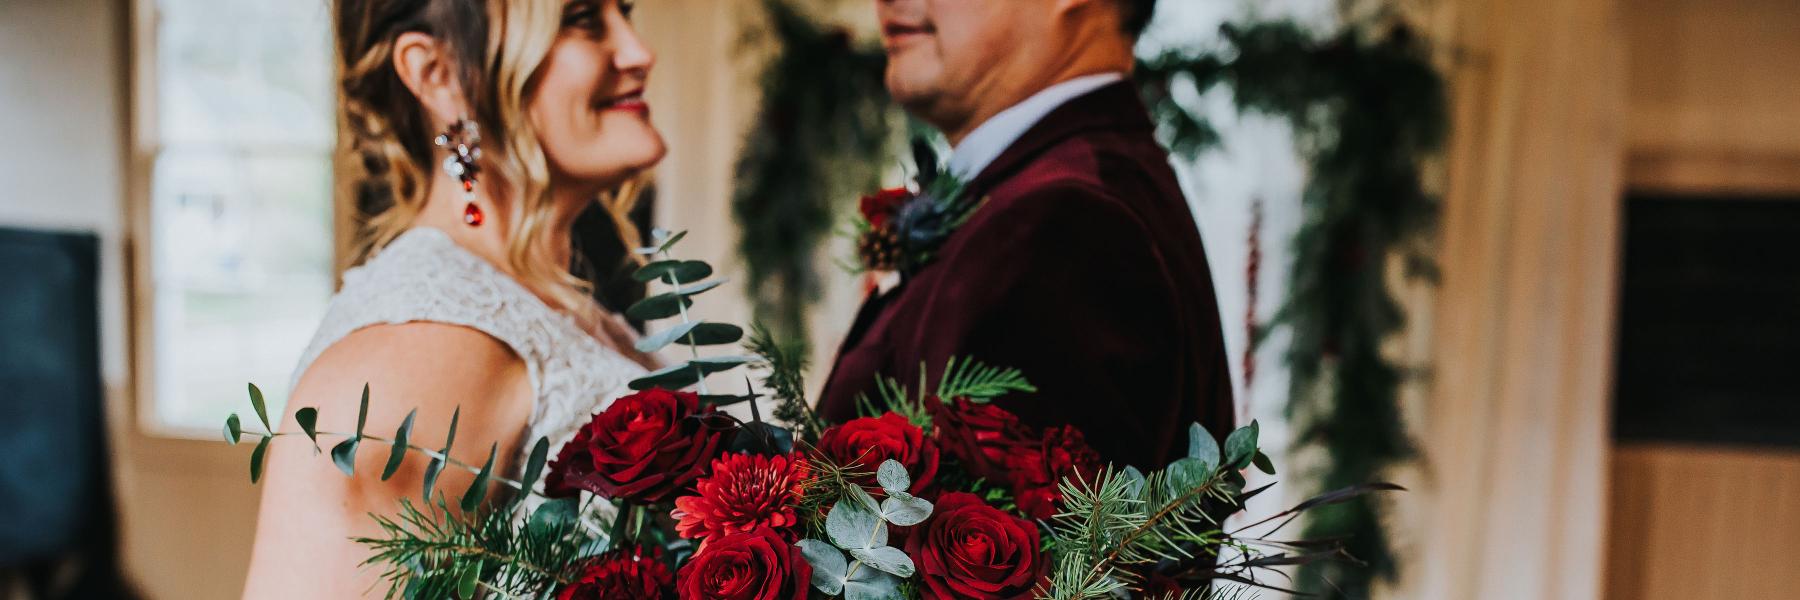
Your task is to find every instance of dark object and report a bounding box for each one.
[1613,195,1800,448]
[0,227,140,599]
[573,185,655,330]
[818,82,1237,473]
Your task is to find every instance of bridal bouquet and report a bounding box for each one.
[227,230,1395,599]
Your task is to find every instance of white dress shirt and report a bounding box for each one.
[945,72,1127,180]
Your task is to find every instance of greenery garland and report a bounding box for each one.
[1142,22,1447,597]
[730,4,1447,598]
[731,0,893,342]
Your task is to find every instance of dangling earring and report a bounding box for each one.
[434,118,484,226]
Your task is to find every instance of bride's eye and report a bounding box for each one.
[561,1,602,31]
[619,0,636,19]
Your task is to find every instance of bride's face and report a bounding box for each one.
[528,0,665,194]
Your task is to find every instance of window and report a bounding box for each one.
[135,0,336,434]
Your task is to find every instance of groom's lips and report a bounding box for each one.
[881,22,934,48]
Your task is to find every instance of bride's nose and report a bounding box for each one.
[611,22,655,77]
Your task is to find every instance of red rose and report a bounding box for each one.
[675,527,812,600]
[906,492,1046,600]
[1007,425,1104,520]
[545,388,724,503]
[859,187,912,229]
[927,396,1033,485]
[556,546,674,600]
[672,452,811,541]
[814,413,940,497]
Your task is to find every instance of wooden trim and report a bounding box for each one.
[1605,444,1800,599]
[1627,150,1800,197]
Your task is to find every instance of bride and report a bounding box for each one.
[242,0,662,596]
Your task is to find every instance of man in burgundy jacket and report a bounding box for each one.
[818,0,1234,471]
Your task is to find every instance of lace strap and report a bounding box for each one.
[290,229,553,395]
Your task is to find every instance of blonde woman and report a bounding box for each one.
[242,0,664,595]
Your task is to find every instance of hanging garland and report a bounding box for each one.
[732,0,893,342]
[732,4,1446,598]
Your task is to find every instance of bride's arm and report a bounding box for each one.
[240,322,533,599]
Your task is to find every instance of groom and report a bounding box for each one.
[819,0,1234,469]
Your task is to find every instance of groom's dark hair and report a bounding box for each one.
[1123,0,1158,37]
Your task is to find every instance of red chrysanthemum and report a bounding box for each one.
[672,452,811,541]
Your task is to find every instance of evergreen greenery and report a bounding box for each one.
[732,4,1446,596]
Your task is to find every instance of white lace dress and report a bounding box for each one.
[291,227,646,503]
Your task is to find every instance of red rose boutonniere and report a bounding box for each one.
[852,141,979,275]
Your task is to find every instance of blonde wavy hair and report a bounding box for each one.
[335,0,643,322]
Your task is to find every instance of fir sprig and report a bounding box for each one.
[356,497,590,599]
[746,322,822,440]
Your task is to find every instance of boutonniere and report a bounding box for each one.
[852,142,983,276]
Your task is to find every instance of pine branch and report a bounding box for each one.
[356,497,589,598]
[746,323,822,439]
[937,356,1037,401]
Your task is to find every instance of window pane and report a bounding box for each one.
[146,0,335,433]
[150,151,333,429]
[155,0,334,148]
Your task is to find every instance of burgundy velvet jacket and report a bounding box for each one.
[818,82,1235,470]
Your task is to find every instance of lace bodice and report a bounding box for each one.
[292,227,645,496]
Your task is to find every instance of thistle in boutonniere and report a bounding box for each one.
[853,141,981,275]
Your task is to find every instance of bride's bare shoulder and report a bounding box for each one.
[288,322,532,440]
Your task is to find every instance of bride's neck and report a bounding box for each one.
[414,172,588,293]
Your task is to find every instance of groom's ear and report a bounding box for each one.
[392,31,472,126]
[1052,0,1127,31]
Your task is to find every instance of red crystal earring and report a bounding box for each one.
[434,118,484,226]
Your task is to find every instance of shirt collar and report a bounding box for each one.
[946,72,1127,180]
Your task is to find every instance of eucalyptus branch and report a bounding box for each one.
[659,245,711,396]
[245,429,530,494]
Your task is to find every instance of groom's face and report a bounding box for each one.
[876,0,1045,135]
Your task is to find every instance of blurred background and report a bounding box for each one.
[1,0,1797,598]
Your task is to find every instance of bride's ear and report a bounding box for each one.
[392,31,471,126]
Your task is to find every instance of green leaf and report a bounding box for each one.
[249,436,272,483]
[628,362,703,391]
[879,493,933,527]
[382,409,417,481]
[295,407,320,451]
[527,497,579,537]
[1187,422,1220,467]
[441,406,462,457]
[1252,450,1277,475]
[935,357,1036,400]
[224,414,242,445]
[635,322,745,353]
[461,443,498,513]
[633,259,713,284]
[1119,465,1148,498]
[876,459,910,496]
[1165,456,1213,493]
[826,498,887,550]
[1224,420,1260,469]
[690,355,755,370]
[356,384,370,437]
[625,292,694,321]
[843,566,903,600]
[422,457,446,501]
[455,560,480,598]
[849,546,915,578]
[248,383,271,431]
[514,438,550,508]
[331,438,360,476]
[797,539,847,595]
[670,279,726,297]
[656,229,688,254]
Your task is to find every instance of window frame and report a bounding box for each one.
[124,0,346,442]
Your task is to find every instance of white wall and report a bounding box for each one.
[0,0,130,403]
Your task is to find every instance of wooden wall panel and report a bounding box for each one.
[1606,445,1800,599]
